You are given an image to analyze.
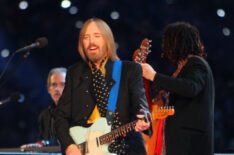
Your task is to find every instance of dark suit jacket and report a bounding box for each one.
[38,103,58,145]
[54,60,148,154]
[152,56,215,155]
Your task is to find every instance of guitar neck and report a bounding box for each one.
[99,120,137,145]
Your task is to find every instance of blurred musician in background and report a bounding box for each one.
[21,67,67,148]
[38,67,67,145]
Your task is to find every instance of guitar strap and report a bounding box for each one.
[106,60,122,125]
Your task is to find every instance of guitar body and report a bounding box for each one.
[69,117,114,155]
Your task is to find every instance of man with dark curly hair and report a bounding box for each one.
[141,22,215,155]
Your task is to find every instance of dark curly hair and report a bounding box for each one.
[161,22,206,65]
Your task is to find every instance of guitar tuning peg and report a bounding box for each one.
[149,40,152,43]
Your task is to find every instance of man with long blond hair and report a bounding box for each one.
[54,18,150,155]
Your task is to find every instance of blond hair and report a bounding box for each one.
[78,18,119,62]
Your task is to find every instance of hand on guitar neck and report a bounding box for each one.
[140,63,156,81]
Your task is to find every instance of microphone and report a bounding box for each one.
[0,92,25,105]
[15,37,48,53]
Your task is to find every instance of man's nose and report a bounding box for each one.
[89,36,95,44]
[55,85,64,91]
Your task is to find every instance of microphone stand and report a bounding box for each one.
[0,51,31,89]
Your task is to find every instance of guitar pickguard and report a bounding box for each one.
[69,117,114,155]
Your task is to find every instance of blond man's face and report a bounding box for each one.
[82,21,107,63]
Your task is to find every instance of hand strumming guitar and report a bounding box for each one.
[65,144,81,155]
[135,108,151,132]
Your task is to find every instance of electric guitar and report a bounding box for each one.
[69,108,174,155]
[133,38,175,155]
[132,38,153,111]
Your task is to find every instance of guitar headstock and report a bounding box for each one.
[151,106,175,120]
[133,38,152,63]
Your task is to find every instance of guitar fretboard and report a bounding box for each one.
[99,120,137,145]
[77,142,87,154]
